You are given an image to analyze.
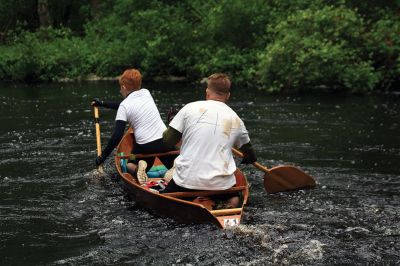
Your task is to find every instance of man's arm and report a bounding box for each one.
[96,120,126,165]
[92,98,121,110]
[163,126,182,150]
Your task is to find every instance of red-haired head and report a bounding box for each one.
[119,69,142,91]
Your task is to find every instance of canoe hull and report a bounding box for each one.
[115,129,249,228]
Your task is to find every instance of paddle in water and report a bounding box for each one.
[93,106,104,175]
[232,148,316,193]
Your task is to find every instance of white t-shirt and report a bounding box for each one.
[116,88,166,144]
[170,100,250,190]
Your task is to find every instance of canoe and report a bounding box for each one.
[114,128,249,229]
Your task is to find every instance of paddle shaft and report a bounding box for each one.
[93,106,103,172]
[231,148,268,172]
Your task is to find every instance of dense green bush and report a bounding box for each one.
[188,0,272,82]
[83,1,196,78]
[0,0,398,94]
[366,16,400,91]
[0,28,92,81]
[258,6,380,93]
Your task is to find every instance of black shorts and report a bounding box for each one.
[131,138,178,171]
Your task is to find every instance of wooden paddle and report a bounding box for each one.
[93,106,104,173]
[232,148,316,193]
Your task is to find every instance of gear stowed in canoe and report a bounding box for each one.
[115,129,249,229]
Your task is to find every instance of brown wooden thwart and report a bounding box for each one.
[115,128,249,229]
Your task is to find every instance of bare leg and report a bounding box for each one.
[127,162,137,175]
[225,196,240,208]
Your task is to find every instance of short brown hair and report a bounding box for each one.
[119,69,142,91]
[207,73,231,95]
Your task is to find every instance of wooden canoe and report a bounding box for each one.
[114,129,249,229]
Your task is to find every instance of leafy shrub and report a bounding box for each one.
[258,6,380,93]
[0,0,398,94]
[365,16,400,90]
[0,28,92,81]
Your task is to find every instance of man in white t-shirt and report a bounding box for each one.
[93,69,177,175]
[161,73,257,208]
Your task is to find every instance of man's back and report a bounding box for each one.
[170,100,250,190]
[116,88,166,144]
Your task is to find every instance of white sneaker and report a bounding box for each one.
[137,160,148,185]
[163,166,175,183]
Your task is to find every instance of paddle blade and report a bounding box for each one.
[263,166,316,194]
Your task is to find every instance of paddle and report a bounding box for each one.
[93,106,104,173]
[232,148,316,193]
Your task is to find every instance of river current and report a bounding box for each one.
[0,81,399,265]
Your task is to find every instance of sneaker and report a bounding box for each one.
[137,160,148,185]
[163,166,175,183]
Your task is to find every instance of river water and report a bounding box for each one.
[0,81,399,265]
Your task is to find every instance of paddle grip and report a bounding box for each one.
[93,106,104,173]
[93,106,102,156]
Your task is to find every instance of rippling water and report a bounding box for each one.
[1,81,399,265]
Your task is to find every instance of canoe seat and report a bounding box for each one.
[162,186,246,198]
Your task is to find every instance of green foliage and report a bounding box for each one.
[365,16,400,90]
[204,0,270,49]
[83,1,196,77]
[193,47,257,86]
[0,28,92,82]
[187,0,273,82]
[258,6,380,93]
[0,0,399,94]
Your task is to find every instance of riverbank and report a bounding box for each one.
[56,74,188,83]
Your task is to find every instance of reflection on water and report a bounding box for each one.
[0,81,399,265]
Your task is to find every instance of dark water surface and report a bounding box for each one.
[1,81,399,265]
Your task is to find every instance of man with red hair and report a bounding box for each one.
[93,69,177,179]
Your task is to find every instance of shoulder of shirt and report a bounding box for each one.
[119,97,129,106]
[183,101,203,108]
[135,88,150,95]
[214,101,240,117]
[123,88,150,101]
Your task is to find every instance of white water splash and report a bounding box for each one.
[300,239,326,260]
[344,227,370,233]
[273,243,289,257]
[89,169,107,179]
[229,224,271,248]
